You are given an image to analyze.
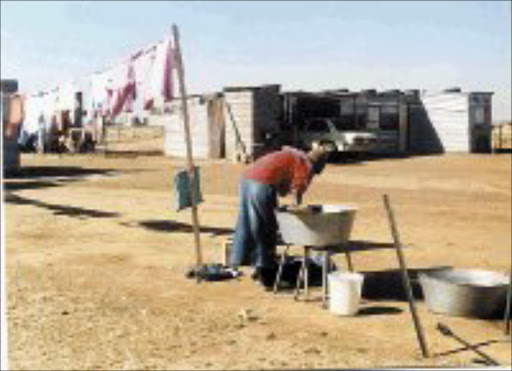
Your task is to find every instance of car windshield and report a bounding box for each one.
[329,118,362,131]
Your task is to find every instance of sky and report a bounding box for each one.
[1,0,511,121]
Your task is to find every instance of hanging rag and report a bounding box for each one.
[150,38,174,105]
[174,166,203,211]
[90,71,113,116]
[110,61,137,117]
[162,37,174,102]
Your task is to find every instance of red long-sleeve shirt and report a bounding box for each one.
[244,147,313,196]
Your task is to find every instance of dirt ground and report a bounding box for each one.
[3,152,511,370]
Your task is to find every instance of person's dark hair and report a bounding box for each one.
[307,146,329,175]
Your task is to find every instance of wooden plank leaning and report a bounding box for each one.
[383,194,430,358]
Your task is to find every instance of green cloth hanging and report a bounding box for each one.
[174,166,203,211]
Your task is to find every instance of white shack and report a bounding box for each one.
[2,79,22,174]
[163,94,224,159]
[408,88,493,153]
[163,85,282,161]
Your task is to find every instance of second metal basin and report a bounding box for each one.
[419,268,510,318]
[275,204,357,247]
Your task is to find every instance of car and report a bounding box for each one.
[297,117,378,154]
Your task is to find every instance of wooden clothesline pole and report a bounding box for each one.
[172,24,203,275]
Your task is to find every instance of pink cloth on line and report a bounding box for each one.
[163,41,174,102]
[111,61,137,117]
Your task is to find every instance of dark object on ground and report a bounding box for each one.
[186,264,241,282]
[252,266,278,289]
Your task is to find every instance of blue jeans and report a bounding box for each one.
[231,178,277,269]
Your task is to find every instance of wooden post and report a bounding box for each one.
[172,25,203,273]
[383,194,430,358]
[498,124,503,151]
[504,271,512,335]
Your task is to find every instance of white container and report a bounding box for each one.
[328,271,364,316]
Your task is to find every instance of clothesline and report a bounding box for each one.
[29,34,171,96]
[21,33,176,134]
[90,36,170,77]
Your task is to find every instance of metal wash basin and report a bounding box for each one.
[275,204,357,247]
[419,268,510,318]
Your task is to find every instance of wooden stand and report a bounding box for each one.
[172,25,203,277]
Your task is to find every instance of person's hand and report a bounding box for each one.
[286,204,309,214]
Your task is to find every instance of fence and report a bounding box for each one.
[98,124,165,156]
[492,122,512,152]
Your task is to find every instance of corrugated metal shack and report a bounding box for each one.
[282,87,493,155]
[163,85,281,161]
[281,89,409,154]
[163,93,225,159]
[161,85,493,160]
[2,79,22,174]
[408,88,493,153]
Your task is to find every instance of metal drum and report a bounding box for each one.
[419,268,510,318]
[275,204,357,247]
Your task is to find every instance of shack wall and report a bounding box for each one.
[2,94,21,173]
[419,92,470,153]
[224,85,281,161]
[163,96,223,159]
[468,93,493,153]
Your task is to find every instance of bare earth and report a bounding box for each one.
[4,152,512,370]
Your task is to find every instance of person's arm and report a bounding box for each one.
[290,157,312,205]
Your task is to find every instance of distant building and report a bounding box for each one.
[2,79,22,173]
[408,88,493,153]
[163,93,225,160]
[1,79,18,94]
[282,87,493,155]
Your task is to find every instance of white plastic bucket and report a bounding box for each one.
[328,271,364,316]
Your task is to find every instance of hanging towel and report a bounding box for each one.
[162,38,174,102]
[174,166,203,211]
[150,38,174,104]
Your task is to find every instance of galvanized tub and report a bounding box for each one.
[275,204,357,247]
[419,268,510,318]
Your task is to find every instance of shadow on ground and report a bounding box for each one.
[3,180,63,191]
[358,305,403,316]
[4,166,117,179]
[3,166,120,192]
[138,220,234,236]
[360,266,454,301]
[342,240,396,252]
[434,338,505,359]
[4,193,120,219]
